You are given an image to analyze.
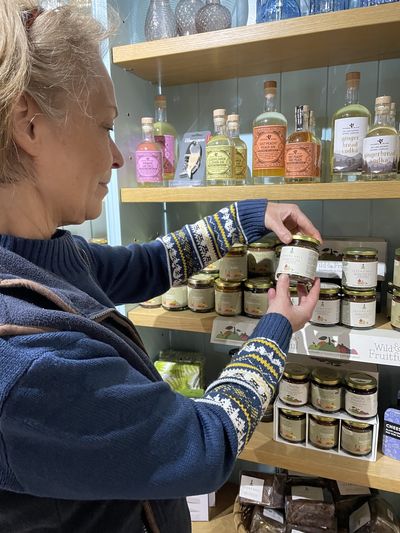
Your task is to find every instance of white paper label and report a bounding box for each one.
[333,116,368,172]
[263,508,284,524]
[276,246,319,281]
[215,291,242,316]
[363,135,398,175]
[337,482,371,496]
[219,255,247,281]
[394,259,400,288]
[239,475,264,503]
[188,287,214,311]
[279,380,309,406]
[342,260,378,289]
[311,382,342,412]
[292,486,324,501]
[341,300,376,328]
[244,291,269,317]
[311,298,340,325]
[349,502,371,533]
[345,390,377,418]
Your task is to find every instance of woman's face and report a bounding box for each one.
[36,60,124,226]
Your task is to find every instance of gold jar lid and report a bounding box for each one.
[249,240,275,250]
[244,278,273,290]
[311,414,338,424]
[89,237,108,245]
[320,282,341,295]
[343,420,372,430]
[344,247,378,257]
[343,288,376,297]
[188,273,214,287]
[226,243,247,255]
[202,260,220,274]
[289,285,298,295]
[312,367,341,386]
[346,372,377,391]
[281,409,305,417]
[283,363,309,380]
[291,233,321,247]
[214,278,242,290]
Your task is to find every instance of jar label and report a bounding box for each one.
[188,287,215,312]
[391,299,400,329]
[154,134,176,176]
[244,291,269,318]
[276,246,319,281]
[248,250,276,275]
[345,390,377,419]
[309,417,338,449]
[341,425,372,455]
[279,414,305,442]
[219,255,247,281]
[234,146,247,180]
[291,296,299,306]
[342,260,378,289]
[341,300,376,328]
[363,135,398,175]
[394,259,400,288]
[311,382,342,412]
[311,298,340,325]
[253,125,286,170]
[285,142,318,178]
[135,151,163,183]
[162,287,188,308]
[215,291,241,316]
[279,380,309,406]
[206,146,233,180]
[333,116,368,173]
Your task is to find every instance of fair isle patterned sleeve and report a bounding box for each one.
[197,313,292,455]
[158,199,267,286]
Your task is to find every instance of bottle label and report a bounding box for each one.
[135,151,163,183]
[253,125,286,170]
[341,300,376,328]
[333,116,368,172]
[285,142,318,178]
[362,135,398,175]
[311,382,341,412]
[206,146,233,180]
[309,417,338,449]
[244,291,269,318]
[311,298,340,325]
[342,260,378,289]
[276,246,319,281]
[155,134,175,176]
[234,146,247,180]
[345,390,377,418]
[279,380,308,406]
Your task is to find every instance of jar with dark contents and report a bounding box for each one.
[309,415,339,450]
[279,363,309,407]
[219,244,247,282]
[248,240,276,277]
[341,421,373,457]
[393,248,400,288]
[311,367,342,413]
[289,285,299,305]
[391,287,400,331]
[279,409,306,443]
[214,278,242,316]
[342,248,378,289]
[187,273,215,313]
[310,283,341,326]
[345,373,377,419]
[341,288,376,329]
[276,234,320,287]
[243,278,272,318]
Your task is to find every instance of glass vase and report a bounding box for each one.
[257,0,301,21]
[195,0,232,33]
[175,0,204,35]
[145,0,178,41]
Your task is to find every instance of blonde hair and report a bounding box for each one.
[0,1,110,184]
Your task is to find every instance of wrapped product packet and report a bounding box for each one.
[349,497,400,533]
[238,471,287,508]
[250,506,285,533]
[329,480,373,530]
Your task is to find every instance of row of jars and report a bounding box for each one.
[387,248,400,330]
[279,364,378,419]
[278,409,374,457]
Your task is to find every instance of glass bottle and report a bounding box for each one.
[389,102,397,127]
[285,105,319,183]
[195,0,232,33]
[175,0,204,35]
[310,0,347,13]
[145,0,178,41]
[206,108,235,186]
[256,0,300,22]
[226,114,247,185]
[253,80,287,184]
[309,110,322,180]
[362,95,399,181]
[331,71,371,182]
[153,94,178,185]
[135,117,163,188]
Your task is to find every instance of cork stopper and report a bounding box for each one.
[213,108,226,118]
[264,80,277,95]
[227,114,239,122]
[346,71,360,88]
[141,117,154,124]
[154,95,167,108]
[375,95,391,106]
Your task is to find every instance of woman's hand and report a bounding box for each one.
[267,274,320,332]
[265,202,322,244]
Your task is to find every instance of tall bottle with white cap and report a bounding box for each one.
[226,114,247,185]
[362,96,399,181]
[135,117,163,187]
[206,109,235,186]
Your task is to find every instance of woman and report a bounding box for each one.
[0,2,321,532]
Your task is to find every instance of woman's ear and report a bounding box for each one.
[12,93,43,156]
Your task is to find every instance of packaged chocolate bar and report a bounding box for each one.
[330,481,372,529]
[349,497,400,533]
[285,479,336,530]
[239,471,286,508]
[250,506,285,532]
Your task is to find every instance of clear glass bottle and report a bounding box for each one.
[153,94,178,185]
[195,0,232,33]
[206,108,235,186]
[390,102,397,127]
[175,0,204,35]
[145,0,178,41]
[285,105,320,183]
[226,114,247,185]
[331,72,371,182]
[135,117,163,188]
[309,110,322,180]
[257,0,300,21]
[362,96,399,181]
[253,80,287,184]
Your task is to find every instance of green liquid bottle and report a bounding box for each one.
[227,113,247,185]
[206,108,235,186]
[153,94,178,186]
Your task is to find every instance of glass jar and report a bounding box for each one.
[345,373,378,419]
[341,421,373,457]
[342,248,378,289]
[311,367,342,413]
[276,234,320,287]
[214,278,242,316]
[309,415,339,450]
[387,282,394,319]
[289,285,299,305]
[139,295,162,308]
[341,288,376,329]
[200,259,220,280]
[195,0,232,33]
[188,273,215,313]
[394,248,400,288]
[162,284,188,311]
[279,409,306,443]
[279,363,309,407]
[243,278,272,318]
[219,244,248,282]
[310,283,341,326]
[391,287,400,331]
[247,240,276,277]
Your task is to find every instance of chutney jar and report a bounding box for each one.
[342,248,378,289]
[275,234,320,287]
[279,363,309,407]
[243,278,272,318]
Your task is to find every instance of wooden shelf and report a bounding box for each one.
[121,181,400,203]
[112,5,400,86]
[129,306,217,333]
[241,423,400,493]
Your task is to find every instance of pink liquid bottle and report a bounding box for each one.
[135,117,163,187]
